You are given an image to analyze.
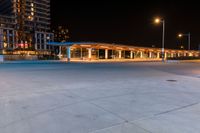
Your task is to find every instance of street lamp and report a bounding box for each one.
[154,17,165,62]
[178,33,191,50]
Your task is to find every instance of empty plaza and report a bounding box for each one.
[0,62,200,133]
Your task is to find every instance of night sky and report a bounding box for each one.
[51,1,200,50]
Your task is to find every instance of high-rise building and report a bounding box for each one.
[0,0,53,55]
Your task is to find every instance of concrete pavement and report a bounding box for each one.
[0,62,200,133]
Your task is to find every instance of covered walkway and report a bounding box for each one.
[47,42,200,62]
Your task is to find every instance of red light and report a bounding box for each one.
[16,43,29,47]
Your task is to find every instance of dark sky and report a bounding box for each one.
[51,1,200,50]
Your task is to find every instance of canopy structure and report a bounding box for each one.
[46,42,200,62]
[47,42,97,46]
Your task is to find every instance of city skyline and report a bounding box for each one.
[51,1,200,50]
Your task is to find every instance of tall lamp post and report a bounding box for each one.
[154,18,165,62]
[178,33,191,50]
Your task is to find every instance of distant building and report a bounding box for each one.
[0,0,54,55]
[53,26,69,42]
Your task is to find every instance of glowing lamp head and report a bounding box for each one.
[154,18,161,23]
[178,34,183,37]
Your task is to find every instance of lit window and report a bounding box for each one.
[28,16,34,21]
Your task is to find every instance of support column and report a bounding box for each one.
[88,48,92,60]
[81,48,83,59]
[105,49,108,59]
[177,53,180,57]
[157,52,160,58]
[58,46,62,59]
[149,52,152,58]
[67,46,71,62]
[171,53,174,58]
[119,50,122,59]
[140,51,143,58]
[97,49,100,59]
[130,51,133,59]
[164,52,167,59]
[112,50,114,59]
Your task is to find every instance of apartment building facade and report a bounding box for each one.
[0,0,53,55]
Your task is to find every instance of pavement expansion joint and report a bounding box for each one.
[154,102,199,116]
